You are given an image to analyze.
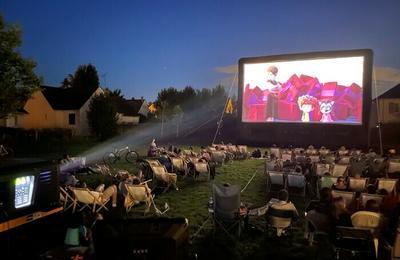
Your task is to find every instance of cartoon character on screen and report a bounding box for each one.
[297,95,318,122]
[319,100,335,123]
[264,65,282,121]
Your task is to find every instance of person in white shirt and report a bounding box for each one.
[270,189,299,217]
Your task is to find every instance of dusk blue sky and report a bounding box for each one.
[1,0,400,101]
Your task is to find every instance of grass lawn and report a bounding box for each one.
[76,153,335,259]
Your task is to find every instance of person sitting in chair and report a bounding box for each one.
[270,189,299,218]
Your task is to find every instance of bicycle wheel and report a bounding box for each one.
[103,152,118,164]
[125,151,139,163]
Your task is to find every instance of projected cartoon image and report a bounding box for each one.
[242,56,364,124]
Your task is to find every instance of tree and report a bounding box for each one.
[71,64,100,94]
[0,15,40,118]
[87,93,118,140]
[61,74,74,88]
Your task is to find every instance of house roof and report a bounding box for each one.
[116,98,144,117]
[41,86,98,110]
[376,83,400,99]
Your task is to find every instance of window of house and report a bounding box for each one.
[389,102,400,114]
[68,113,76,125]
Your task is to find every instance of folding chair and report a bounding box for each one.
[309,155,320,163]
[281,153,292,162]
[359,193,385,209]
[212,184,243,238]
[331,164,349,177]
[267,171,286,192]
[338,150,349,156]
[287,173,306,197]
[266,207,295,237]
[315,163,331,177]
[124,181,164,215]
[60,186,74,211]
[338,156,351,165]
[377,178,398,194]
[388,160,400,178]
[150,165,178,193]
[70,187,109,213]
[193,161,210,181]
[331,190,355,209]
[319,176,337,190]
[348,177,368,192]
[270,147,281,159]
[170,156,188,176]
[325,155,336,164]
[211,151,226,165]
[334,226,375,259]
[294,148,304,155]
[351,211,383,258]
[319,147,330,156]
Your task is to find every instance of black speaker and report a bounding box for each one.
[93,217,189,260]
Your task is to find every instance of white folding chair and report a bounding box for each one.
[287,173,306,197]
[348,177,368,192]
[377,178,398,194]
[359,193,385,209]
[194,161,210,181]
[315,163,331,177]
[270,147,281,159]
[331,164,349,177]
[267,171,286,192]
[60,187,74,211]
[332,190,355,209]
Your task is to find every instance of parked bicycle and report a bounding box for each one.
[103,146,139,164]
[0,144,14,158]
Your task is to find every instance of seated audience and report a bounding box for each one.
[64,212,89,248]
[147,139,158,157]
[333,176,347,191]
[331,196,352,227]
[320,172,334,189]
[251,148,262,158]
[270,189,299,219]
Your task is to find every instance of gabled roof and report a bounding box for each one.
[376,84,400,99]
[116,98,144,117]
[41,86,98,110]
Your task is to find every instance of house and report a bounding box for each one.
[0,109,28,128]
[374,83,400,124]
[115,98,147,125]
[17,86,103,136]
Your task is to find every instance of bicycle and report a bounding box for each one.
[103,146,139,164]
[0,144,14,158]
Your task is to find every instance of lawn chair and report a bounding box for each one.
[170,156,189,177]
[338,156,351,165]
[193,161,210,181]
[348,177,368,192]
[282,153,292,162]
[70,187,109,213]
[319,176,338,190]
[331,164,349,177]
[309,155,320,163]
[377,178,398,194]
[212,183,243,238]
[267,171,286,193]
[60,186,74,211]
[287,173,306,197]
[388,160,400,178]
[359,193,385,209]
[124,180,165,215]
[334,226,375,259]
[150,164,178,193]
[331,190,355,209]
[211,151,226,165]
[315,163,331,177]
[270,147,281,159]
[266,206,295,237]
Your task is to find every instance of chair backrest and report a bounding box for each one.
[211,151,226,163]
[268,171,285,185]
[338,156,351,164]
[348,177,368,192]
[237,145,247,153]
[227,145,238,153]
[287,174,305,188]
[331,164,348,177]
[125,184,149,202]
[359,193,385,208]
[282,153,292,162]
[309,155,320,163]
[306,148,318,155]
[388,161,400,174]
[319,148,330,156]
[335,226,373,242]
[331,190,355,208]
[270,147,281,159]
[146,159,162,167]
[213,184,240,220]
[338,150,349,156]
[194,162,209,173]
[151,165,169,182]
[316,163,331,176]
[267,207,293,230]
[351,211,382,229]
[325,155,336,164]
[171,157,185,171]
[70,188,96,204]
[377,178,397,193]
